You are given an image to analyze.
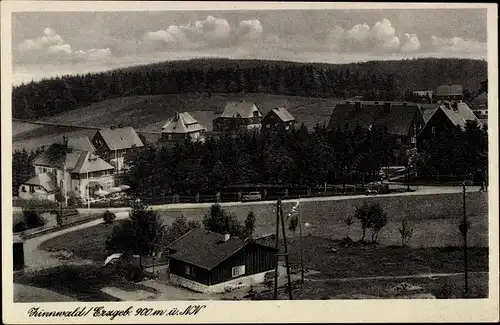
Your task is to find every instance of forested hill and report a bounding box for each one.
[12,57,487,120]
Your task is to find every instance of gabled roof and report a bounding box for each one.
[436,84,463,97]
[71,151,115,174]
[428,102,482,129]
[33,149,114,174]
[96,127,144,150]
[327,101,421,135]
[67,136,95,153]
[373,104,421,135]
[33,148,80,170]
[221,101,262,119]
[420,104,439,123]
[23,173,56,192]
[167,228,276,270]
[162,112,206,134]
[269,107,295,122]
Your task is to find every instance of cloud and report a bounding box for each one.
[371,19,400,50]
[16,28,112,63]
[401,33,421,52]
[239,19,263,40]
[431,36,486,54]
[143,16,266,50]
[347,23,371,42]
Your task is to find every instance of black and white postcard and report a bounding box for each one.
[2,1,498,323]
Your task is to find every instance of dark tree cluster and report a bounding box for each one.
[420,121,488,180]
[12,58,486,120]
[119,124,411,199]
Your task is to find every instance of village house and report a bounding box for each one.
[469,80,488,126]
[21,148,115,201]
[166,228,277,293]
[261,107,296,133]
[327,101,425,147]
[213,101,263,133]
[417,101,482,150]
[159,112,207,146]
[91,126,144,173]
[434,82,463,102]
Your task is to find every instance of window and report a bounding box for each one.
[231,265,246,278]
[185,265,191,275]
[431,126,436,134]
[30,186,35,193]
[411,136,416,144]
[22,186,27,193]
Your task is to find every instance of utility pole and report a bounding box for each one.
[298,197,304,284]
[273,200,280,300]
[462,182,468,294]
[273,199,293,300]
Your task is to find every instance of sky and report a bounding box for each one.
[11,8,488,85]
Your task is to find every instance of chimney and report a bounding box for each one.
[355,101,362,110]
[224,233,230,242]
[384,102,391,113]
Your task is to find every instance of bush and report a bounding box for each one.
[23,209,45,229]
[102,210,116,225]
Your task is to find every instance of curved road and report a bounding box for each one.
[23,211,130,271]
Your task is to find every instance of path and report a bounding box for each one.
[23,211,130,271]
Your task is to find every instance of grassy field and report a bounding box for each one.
[12,93,338,152]
[156,192,489,247]
[255,272,489,300]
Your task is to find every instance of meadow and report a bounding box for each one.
[12,93,339,152]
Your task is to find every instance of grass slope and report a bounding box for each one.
[13,93,337,152]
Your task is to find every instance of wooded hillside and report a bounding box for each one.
[12,58,487,120]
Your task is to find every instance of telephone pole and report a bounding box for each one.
[462,182,469,294]
[273,199,293,300]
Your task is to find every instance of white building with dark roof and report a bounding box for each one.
[160,112,207,146]
[213,101,263,133]
[24,147,115,201]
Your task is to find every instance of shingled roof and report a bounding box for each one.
[327,101,421,135]
[33,150,114,174]
[23,173,56,192]
[167,228,275,270]
[96,127,144,150]
[221,101,262,119]
[67,136,95,152]
[431,102,482,129]
[269,107,295,122]
[162,112,206,134]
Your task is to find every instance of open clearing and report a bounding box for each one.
[12,93,339,152]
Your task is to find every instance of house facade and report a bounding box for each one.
[417,101,482,150]
[29,149,115,201]
[213,101,263,133]
[434,83,463,102]
[166,228,277,293]
[261,107,296,133]
[159,112,207,147]
[327,101,425,147]
[91,127,144,172]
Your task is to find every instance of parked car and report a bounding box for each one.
[365,188,378,195]
[242,192,262,201]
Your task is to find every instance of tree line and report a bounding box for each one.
[12,57,487,120]
[118,120,487,200]
[11,119,487,201]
